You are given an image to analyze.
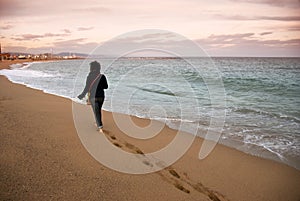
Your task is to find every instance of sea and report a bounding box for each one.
[0,57,299,170]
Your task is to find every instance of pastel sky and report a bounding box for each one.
[0,0,299,57]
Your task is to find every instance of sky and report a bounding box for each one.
[0,0,299,57]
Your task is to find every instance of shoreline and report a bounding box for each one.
[1,60,299,171]
[1,60,300,200]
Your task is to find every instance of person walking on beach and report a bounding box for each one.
[77,61,108,132]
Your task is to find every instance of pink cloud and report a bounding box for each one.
[0,0,51,17]
[214,14,300,21]
[52,38,99,53]
[195,33,300,57]
[0,24,14,30]
[73,6,111,14]
[260,32,273,36]
[3,33,300,57]
[229,0,300,8]
[77,27,94,31]
[288,25,300,31]
[3,38,99,54]
[11,32,71,41]
[53,38,87,46]
[258,16,300,21]
[196,33,299,47]
[62,29,71,34]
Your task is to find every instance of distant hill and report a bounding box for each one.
[54,52,89,58]
[5,52,88,57]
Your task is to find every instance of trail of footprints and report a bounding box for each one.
[102,129,229,201]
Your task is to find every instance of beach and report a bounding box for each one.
[1,60,300,201]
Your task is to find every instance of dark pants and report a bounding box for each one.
[91,97,104,128]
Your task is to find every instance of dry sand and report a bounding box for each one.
[0,60,300,201]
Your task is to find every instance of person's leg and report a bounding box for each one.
[95,97,104,128]
[91,98,101,128]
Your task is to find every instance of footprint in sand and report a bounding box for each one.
[142,160,153,167]
[109,135,116,140]
[174,182,190,194]
[190,182,224,201]
[99,129,227,200]
[125,142,144,155]
[102,130,145,156]
[112,142,122,148]
[168,169,180,179]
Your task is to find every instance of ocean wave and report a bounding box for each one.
[232,107,300,123]
[0,68,56,78]
[8,62,33,70]
[134,86,177,97]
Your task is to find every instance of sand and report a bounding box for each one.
[0,60,300,201]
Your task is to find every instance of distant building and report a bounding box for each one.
[0,53,11,60]
[18,55,26,59]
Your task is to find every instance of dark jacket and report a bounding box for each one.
[79,71,108,99]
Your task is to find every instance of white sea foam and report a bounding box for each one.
[0,69,55,78]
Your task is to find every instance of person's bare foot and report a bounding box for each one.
[97,126,104,133]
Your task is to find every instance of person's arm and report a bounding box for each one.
[78,74,92,99]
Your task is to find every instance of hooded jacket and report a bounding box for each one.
[79,71,108,98]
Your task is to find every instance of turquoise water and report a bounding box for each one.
[1,57,299,169]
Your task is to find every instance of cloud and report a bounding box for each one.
[260,32,273,36]
[62,29,71,34]
[214,14,300,21]
[91,31,210,57]
[0,0,60,17]
[53,38,98,48]
[196,32,299,47]
[52,38,99,53]
[91,32,179,56]
[229,0,300,8]
[287,25,300,31]
[72,6,111,15]
[93,31,300,57]
[3,32,300,57]
[0,24,14,30]
[258,16,300,21]
[0,0,27,17]
[0,0,111,19]
[260,24,300,33]
[12,34,42,41]
[95,31,298,57]
[2,45,31,53]
[110,32,178,44]
[53,38,87,46]
[11,32,71,41]
[3,38,99,54]
[77,27,94,31]
[194,33,249,51]
[195,33,300,57]
[212,33,255,38]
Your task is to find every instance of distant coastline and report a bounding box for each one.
[1,51,299,62]
[0,52,85,61]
